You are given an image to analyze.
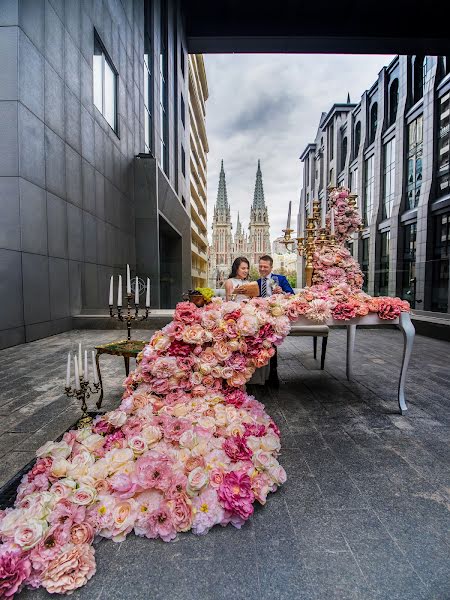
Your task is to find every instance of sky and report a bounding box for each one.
[203,54,395,244]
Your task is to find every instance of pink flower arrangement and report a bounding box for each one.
[218,471,255,520]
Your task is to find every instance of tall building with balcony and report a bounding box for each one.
[299,55,450,314]
[188,54,209,289]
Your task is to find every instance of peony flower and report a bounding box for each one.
[144,506,176,542]
[41,543,96,594]
[134,456,172,492]
[0,550,32,598]
[192,489,225,535]
[218,471,255,520]
[223,435,253,462]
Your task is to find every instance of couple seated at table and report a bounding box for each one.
[223,255,294,386]
[224,255,294,301]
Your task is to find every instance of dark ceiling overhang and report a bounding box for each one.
[182,0,450,55]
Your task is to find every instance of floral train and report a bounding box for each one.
[0,188,410,597]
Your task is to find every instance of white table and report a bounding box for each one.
[292,312,415,414]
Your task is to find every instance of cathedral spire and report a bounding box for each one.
[214,160,230,221]
[252,159,266,211]
[236,212,242,235]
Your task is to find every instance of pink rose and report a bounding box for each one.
[168,493,193,532]
[70,522,95,545]
[174,301,201,324]
[223,435,253,462]
[378,301,401,320]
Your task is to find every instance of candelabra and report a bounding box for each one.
[109,292,150,341]
[65,377,101,428]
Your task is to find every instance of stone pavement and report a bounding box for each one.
[0,327,449,599]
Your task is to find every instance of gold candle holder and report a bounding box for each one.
[65,376,101,428]
[304,216,317,287]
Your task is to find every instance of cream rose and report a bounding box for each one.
[187,467,209,496]
[128,435,147,455]
[107,448,134,473]
[260,433,281,453]
[72,486,97,506]
[14,519,48,550]
[67,451,95,479]
[141,425,162,447]
[105,410,127,428]
[36,440,71,460]
[253,449,276,471]
[81,433,106,453]
[50,458,70,478]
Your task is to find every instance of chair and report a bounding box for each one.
[289,324,329,369]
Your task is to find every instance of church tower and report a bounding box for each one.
[209,160,233,287]
[248,160,271,267]
[232,212,247,262]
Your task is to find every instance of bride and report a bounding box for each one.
[224,257,256,301]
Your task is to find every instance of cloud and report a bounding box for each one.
[204,53,395,244]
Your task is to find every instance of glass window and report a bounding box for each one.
[389,79,399,125]
[328,123,334,161]
[143,1,152,153]
[93,32,118,133]
[181,93,185,128]
[369,102,378,144]
[180,43,185,78]
[407,116,423,209]
[364,156,374,226]
[437,92,450,195]
[350,167,358,195]
[181,145,186,177]
[423,56,433,94]
[376,231,390,296]
[383,138,396,219]
[401,223,417,308]
[413,55,424,103]
[159,0,169,175]
[361,237,369,292]
[354,121,361,158]
[432,213,450,312]
[340,136,347,172]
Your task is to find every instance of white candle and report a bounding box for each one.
[84,350,88,382]
[135,276,139,305]
[126,264,131,294]
[321,197,326,229]
[117,275,122,307]
[66,352,71,387]
[91,350,99,384]
[78,343,83,377]
[74,356,80,390]
[109,275,114,305]
[330,207,335,235]
[146,278,150,307]
[286,201,292,229]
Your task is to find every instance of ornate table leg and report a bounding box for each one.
[397,312,415,415]
[346,324,356,381]
[95,351,104,410]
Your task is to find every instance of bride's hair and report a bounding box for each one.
[229,256,250,279]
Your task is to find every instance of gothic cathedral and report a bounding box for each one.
[209,160,271,288]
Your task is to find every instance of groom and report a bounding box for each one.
[257,255,294,386]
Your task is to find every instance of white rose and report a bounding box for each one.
[14,519,48,550]
[0,509,23,538]
[260,433,281,453]
[268,462,287,485]
[107,448,134,473]
[72,485,97,506]
[179,430,198,450]
[128,435,147,455]
[105,410,127,428]
[36,440,71,460]
[81,433,106,453]
[67,451,95,479]
[253,449,276,471]
[141,426,162,448]
[187,467,209,496]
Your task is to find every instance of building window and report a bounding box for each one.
[93,31,118,133]
[401,222,417,308]
[412,55,424,104]
[423,56,433,94]
[364,156,374,226]
[353,121,361,158]
[431,212,450,312]
[181,93,185,128]
[143,2,152,153]
[407,115,423,209]
[181,145,186,177]
[180,43,185,78]
[173,10,178,192]
[328,123,334,161]
[369,102,378,144]
[389,78,399,126]
[437,91,450,195]
[382,138,396,219]
[340,136,347,172]
[376,231,390,296]
[182,195,186,208]
[350,167,358,194]
[361,237,369,292]
[159,0,169,175]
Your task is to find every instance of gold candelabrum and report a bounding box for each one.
[65,376,101,428]
[282,185,360,287]
[109,292,150,341]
